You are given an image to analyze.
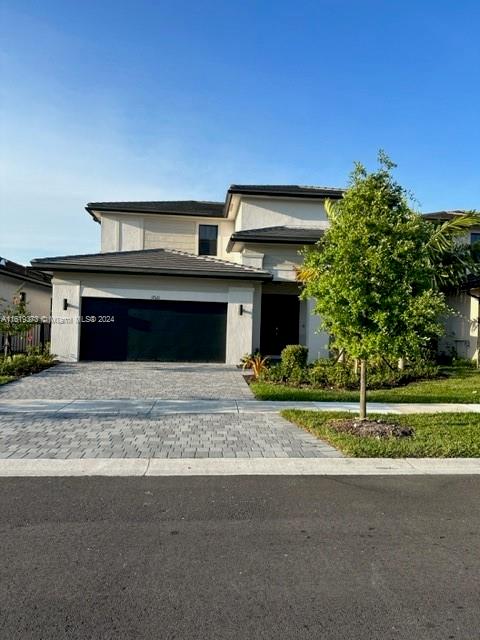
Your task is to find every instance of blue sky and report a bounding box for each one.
[1,0,479,264]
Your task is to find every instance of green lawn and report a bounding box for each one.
[0,376,15,386]
[282,410,480,457]
[252,365,480,403]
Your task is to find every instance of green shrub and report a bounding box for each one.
[307,357,439,391]
[281,345,308,377]
[287,365,307,386]
[308,359,359,389]
[26,342,51,356]
[0,353,55,378]
[260,362,285,383]
[261,354,440,391]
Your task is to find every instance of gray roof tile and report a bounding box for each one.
[229,225,325,245]
[86,200,225,218]
[227,185,344,198]
[31,248,272,281]
[0,257,51,287]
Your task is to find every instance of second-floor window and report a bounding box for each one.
[198,224,218,256]
[471,232,480,246]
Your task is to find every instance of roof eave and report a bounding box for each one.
[231,235,320,245]
[227,235,320,252]
[85,206,101,223]
[226,186,344,200]
[0,269,51,288]
[86,204,227,220]
[30,263,273,282]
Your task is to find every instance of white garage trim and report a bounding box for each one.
[50,273,255,364]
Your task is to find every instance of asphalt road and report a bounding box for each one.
[0,476,478,640]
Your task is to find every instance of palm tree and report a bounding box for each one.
[423,211,480,289]
[296,204,480,290]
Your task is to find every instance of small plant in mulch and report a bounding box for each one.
[327,418,415,439]
[241,353,270,381]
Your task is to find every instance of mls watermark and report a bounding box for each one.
[0,315,116,324]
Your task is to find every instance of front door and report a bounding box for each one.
[260,294,300,356]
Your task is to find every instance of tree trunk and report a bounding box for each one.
[359,359,367,420]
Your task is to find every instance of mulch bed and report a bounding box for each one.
[327,418,415,439]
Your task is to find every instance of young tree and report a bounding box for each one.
[299,153,448,419]
[0,292,37,357]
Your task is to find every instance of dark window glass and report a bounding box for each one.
[198,224,218,256]
[471,232,480,246]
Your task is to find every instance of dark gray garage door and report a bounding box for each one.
[80,297,227,362]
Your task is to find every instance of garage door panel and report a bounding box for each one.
[80,298,227,362]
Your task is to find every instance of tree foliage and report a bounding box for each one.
[299,153,448,364]
[0,292,37,357]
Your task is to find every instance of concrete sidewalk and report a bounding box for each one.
[0,457,479,476]
[0,398,480,415]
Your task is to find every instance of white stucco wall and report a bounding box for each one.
[439,293,479,361]
[99,212,235,258]
[50,277,81,361]
[251,283,262,352]
[100,215,119,252]
[240,243,303,282]
[235,196,329,231]
[304,298,329,361]
[144,218,197,253]
[50,272,256,364]
[119,216,144,251]
[0,274,51,317]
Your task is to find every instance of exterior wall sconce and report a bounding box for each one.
[239,304,243,316]
[63,298,69,311]
[19,292,26,303]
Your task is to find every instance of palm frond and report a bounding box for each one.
[426,211,480,254]
[324,198,342,221]
[295,265,318,283]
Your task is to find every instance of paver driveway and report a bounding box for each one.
[0,362,341,459]
[0,412,341,459]
[0,362,254,400]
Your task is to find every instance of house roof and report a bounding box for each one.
[86,200,225,221]
[227,226,325,251]
[423,210,468,220]
[86,185,345,222]
[227,185,345,199]
[30,248,273,281]
[0,257,51,288]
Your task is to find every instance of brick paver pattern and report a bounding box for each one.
[0,412,341,459]
[0,362,254,400]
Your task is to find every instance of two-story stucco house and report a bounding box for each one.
[31,185,343,363]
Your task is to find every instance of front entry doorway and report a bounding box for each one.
[260,293,300,356]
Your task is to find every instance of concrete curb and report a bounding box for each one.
[0,457,479,476]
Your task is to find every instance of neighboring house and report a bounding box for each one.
[0,257,51,316]
[423,210,480,363]
[31,185,343,363]
[30,189,479,365]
